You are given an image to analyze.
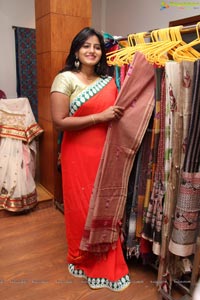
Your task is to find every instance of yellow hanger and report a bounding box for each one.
[106,25,200,67]
[114,28,182,66]
[109,31,168,66]
[144,25,200,65]
[173,22,200,62]
[106,38,131,67]
[106,32,148,66]
[144,26,184,65]
[121,32,150,64]
[106,33,137,66]
[106,28,175,66]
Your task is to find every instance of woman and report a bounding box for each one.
[50,27,130,291]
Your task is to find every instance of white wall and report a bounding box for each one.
[101,0,200,36]
[92,0,107,32]
[0,0,35,98]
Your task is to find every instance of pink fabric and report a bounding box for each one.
[0,90,7,99]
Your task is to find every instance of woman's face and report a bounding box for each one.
[76,35,102,67]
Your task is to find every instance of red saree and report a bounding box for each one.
[60,76,130,291]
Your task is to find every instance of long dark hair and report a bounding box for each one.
[60,27,109,76]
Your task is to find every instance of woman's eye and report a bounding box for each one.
[82,44,101,50]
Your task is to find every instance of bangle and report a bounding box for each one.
[90,115,96,125]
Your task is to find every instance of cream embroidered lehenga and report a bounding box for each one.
[0,97,43,212]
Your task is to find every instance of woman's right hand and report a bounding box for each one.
[98,105,125,123]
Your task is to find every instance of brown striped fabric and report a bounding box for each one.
[80,52,155,254]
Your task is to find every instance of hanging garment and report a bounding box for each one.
[135,117,154,239]
[123,148,142,259]
[80,52,155,255]
[157,60,195,286]
[169,59,200,257]
[142,66,165,256]
[51,74,130,291]
[163,60,194,235]
[0,97,43,212]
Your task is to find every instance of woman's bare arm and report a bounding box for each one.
[50,92,124,131]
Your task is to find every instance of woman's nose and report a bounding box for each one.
[89,46,95,52]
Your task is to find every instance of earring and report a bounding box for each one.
[74,57,80,69]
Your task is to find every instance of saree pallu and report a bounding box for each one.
[0,97,43,211]
[169,59,200,257]
[80,52,155,254]
[61,78,130,290]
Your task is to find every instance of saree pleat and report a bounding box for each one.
[169,59,200,257]
[80,52,155,254]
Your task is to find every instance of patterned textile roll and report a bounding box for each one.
[169,59,200,257]
[158,60,195,285]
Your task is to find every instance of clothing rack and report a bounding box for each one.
[159,19,200,300]
[112,21,200,300]
[144,23,199,38]
[159,234,200,300]
[112,23,200,44]
[155,21,199,300]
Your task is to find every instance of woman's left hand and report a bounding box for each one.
[97,105,125,123]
